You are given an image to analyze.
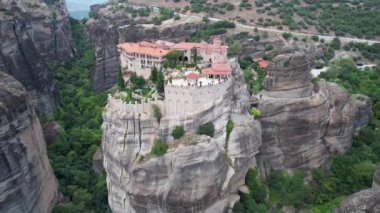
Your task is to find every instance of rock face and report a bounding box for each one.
[85,3,203,91]
[101,60,262,212]
[0,72,58,213]
[334,164,380,213]
[256,51,371,176]
[0,0,74,114]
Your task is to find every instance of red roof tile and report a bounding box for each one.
[202,63,232,75]
[117,42,171,57]
[186,72,200,79]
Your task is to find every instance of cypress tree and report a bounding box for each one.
[117,67,125,89]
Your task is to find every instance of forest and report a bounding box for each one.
[47,18,109,213]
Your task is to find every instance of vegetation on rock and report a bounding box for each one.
[151,139,169,157]
[197,122,215,137]
[172,126,185,139]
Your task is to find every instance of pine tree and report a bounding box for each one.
[157,70,165,93]
[150,66,158,83]
[193,48,198,64]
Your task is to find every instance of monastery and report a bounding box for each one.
[115,38,235,119]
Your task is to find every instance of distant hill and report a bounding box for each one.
[66,0,107,19]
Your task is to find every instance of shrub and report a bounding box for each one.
[197,122,215,137]
[151,139,168,157]
[282,32,292,40]
[249,107,262,117]
[311,35,319,41]
[171,126,185,139]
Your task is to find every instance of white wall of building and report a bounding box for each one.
[164,78,232,119]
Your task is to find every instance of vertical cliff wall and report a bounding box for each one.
[0,71,58,213]
[101,60,262,212]
[257,51,372,176]
[0,0,74,114]
[85,3,203,91]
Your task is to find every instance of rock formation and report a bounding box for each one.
[101,60,262,212]
[93,148,104,174]
[0,71,58,213]
[334,164,380,213]
[85,3,203,91]
[0,0,74,114]
[256,50,371,176]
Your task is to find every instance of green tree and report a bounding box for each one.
[192,48,198,64]
[117,67,125,89]
[172,126,185,139]
[130,74,145,89]
[150,66,158,83]
[157,70,165,93]
[165,50,184,66]
[330,37,342,50]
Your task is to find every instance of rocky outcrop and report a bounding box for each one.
[0,72,58,213]
[85,3,203,91]
[92,148,104,174]
[257,51,371,176]
[0,0,74,114]
[334,164,380,213]
[101,60,262,212]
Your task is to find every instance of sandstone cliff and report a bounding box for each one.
[85,3,203,91]
[101,60,262,212]
[256,51,372,176]
[0,0,74,114]
[0,71,58,212]
[334,164,380,213]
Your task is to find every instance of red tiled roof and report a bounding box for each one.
[202,63,232,75]
[171,42,200,49]
[186,72,200,79]
[254,58,269,69]
[117,42,171,57]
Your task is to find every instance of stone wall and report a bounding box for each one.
[164,78,232,119]
[107,95,165,117]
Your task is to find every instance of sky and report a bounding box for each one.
[66,0,107,19]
